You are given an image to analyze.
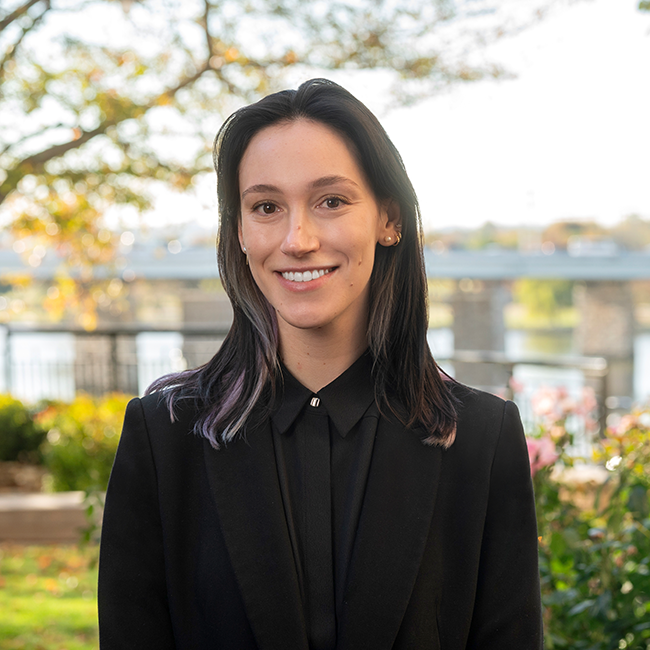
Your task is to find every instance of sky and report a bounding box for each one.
[382,0,650,231]
[138,0,650,235]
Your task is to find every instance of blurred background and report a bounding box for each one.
[0,0,649,648]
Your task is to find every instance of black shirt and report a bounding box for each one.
[271,352,378,650]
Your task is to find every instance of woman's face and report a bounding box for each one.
[238,119,397,340]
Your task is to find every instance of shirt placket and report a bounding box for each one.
[303,396,336,650]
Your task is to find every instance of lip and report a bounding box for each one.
[274,266,337,291]
[275,265,336,274]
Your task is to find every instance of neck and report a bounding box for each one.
[278,322,368,393]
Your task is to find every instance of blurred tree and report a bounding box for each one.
[0,0,565,327]
[542,220,606,250]
[513,278,574,320]
[608,214,650,251]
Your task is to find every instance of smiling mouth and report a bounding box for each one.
[281,268,334,283]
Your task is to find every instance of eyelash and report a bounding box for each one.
[251,195,349,215]
[320,195,349,209]
[252,201,278,215]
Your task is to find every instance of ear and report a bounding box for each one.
[377,199,402,247]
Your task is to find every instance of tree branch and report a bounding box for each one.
[0,2,49,79]
[0,122,66,157]
[0,0,45,33]
[18,122,113,169]
[145,62,211,106]
[4,63,213,185]
[203,0,213,57]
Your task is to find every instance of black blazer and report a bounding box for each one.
[98,385,542,649]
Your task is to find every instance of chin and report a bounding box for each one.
[276,309,337,332]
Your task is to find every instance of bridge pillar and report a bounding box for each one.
[180,288,233,368]
[575,281,635,400]
[451,280,510,390]
[73,293,139,396]
[74,333,139,395]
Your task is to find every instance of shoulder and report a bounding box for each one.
[451,383,511,427]
[120,392,203,454]
[135,391,200,425]
[446,383,523,460]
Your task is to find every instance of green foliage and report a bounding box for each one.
[36,392,131,493]
[0,394,46,462]
[530,402,650,649]
[513,278,575,319]
[0,544,98,650]
[0,0,534,325]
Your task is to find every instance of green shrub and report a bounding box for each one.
[36,393,132,493]
[0,394,47,462]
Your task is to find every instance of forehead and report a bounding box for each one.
[238,119,369,193]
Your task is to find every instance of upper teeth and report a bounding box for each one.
[282,269,331,282]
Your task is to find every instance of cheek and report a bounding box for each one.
[241,226,267,258]
[350,224,380,261]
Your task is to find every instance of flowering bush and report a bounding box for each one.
[0,394,47,462]
[524,388,650,650]
[36,393,132,493]
[527,436,559,476]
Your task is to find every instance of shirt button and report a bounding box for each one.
[310,396,320,407]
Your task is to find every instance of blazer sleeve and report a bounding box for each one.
[466,400,543,649]
[98,397,176,649]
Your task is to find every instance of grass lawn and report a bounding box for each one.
[0,544,98,650]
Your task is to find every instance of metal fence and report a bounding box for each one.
[1,324,610,439]
[1,325,230,401]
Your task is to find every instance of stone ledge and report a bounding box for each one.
[0,492,87,544]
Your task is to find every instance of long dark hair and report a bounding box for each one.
[148,78,457,448]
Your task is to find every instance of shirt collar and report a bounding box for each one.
[272,351,375,438]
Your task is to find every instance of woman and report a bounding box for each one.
[98,78,542,649]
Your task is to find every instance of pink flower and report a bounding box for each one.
[526,436,559,477]
[580,386,598,414]
[616,414,638,436]
[549,425,565,440]
[509,377,525,394]
[559,397,577,414]
[532,391,556,418]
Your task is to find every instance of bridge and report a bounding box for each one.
[1,245,648,400]
[424,249,650,280]
[2,247,649,281]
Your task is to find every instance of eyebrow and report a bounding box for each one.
[241,175,360,199]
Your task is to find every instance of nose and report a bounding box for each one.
[280,208,319,257]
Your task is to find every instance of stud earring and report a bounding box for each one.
[384,236,392,243]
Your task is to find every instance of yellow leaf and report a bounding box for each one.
[224,47,239,63]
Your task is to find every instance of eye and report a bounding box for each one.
[254,202,278,215]
[321,196,347,209]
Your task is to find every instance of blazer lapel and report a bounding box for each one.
[337,414,442,650]
[203,419,309,650]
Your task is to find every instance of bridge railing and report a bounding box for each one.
[440,350,609,436]
[1,325,609,438]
